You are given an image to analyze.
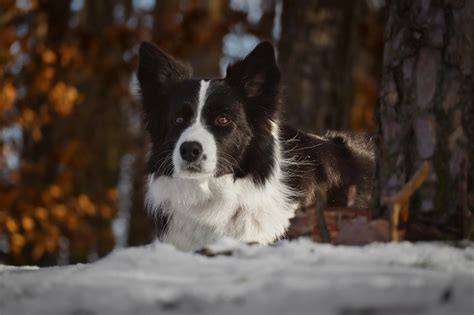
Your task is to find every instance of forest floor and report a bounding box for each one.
[0,239,473,315]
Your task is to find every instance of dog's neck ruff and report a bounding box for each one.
[146,120,297,251]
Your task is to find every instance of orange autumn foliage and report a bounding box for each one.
[0,0,141,265]
[0,81,16,112]
[49,81,80,116]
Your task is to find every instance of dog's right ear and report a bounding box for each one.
[137,42,192,93]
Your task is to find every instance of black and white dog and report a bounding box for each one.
[137,41,374,250]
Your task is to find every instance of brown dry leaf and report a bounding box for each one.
[49,185,62,199]
[77,194,96,216]
[45,237,58,253]
[32,243,45,260]
[5,217,18,233]
[11,233,26,254]
[32,126,42,141]
[100,206,115,219]
[0,81,16,112]
[36,21,48,38]
[34,207,48,221]
[35,67,55,92]
[22,216,35,231]
[18,108,36,128]
[51,204,67,221]
[67,215,79,231]
[107,189,118,202]
[42,49,56,64]
[41,189,53,204]
[60,44,77,66]
[49,81,79,116]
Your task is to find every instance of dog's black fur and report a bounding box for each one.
[138,41,374,249]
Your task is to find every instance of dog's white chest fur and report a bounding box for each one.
[147,171,297,251]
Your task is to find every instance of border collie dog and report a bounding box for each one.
[138,41,374,250]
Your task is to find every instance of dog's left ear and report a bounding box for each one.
[225,41,280,98]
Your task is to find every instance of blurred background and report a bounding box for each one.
[0,0,385,266]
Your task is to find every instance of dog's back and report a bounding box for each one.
[280,126,374,209]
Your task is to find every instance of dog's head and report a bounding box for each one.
[137,41,280,181]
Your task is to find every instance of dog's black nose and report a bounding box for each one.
[180,141,203,162]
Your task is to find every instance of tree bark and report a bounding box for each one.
[376,0,474,239]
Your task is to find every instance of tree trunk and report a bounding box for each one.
[376,0,474,240]
[278,0,356,133]
[281,1,385,240]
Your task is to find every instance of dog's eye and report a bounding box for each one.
[215,115,231,126]
[174,117,185,125]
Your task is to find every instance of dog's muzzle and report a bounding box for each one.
[172,123,217,178]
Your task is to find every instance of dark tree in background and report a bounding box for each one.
[278,0,384,133]
[279,0,354,133]
[280,0,385,240]
[377,0,474,239]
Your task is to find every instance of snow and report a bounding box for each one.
[1,239,473,315]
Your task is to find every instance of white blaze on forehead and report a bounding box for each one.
[172,80,217,178]
[196,80,210,122]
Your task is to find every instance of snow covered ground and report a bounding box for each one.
[0,239,473,315]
